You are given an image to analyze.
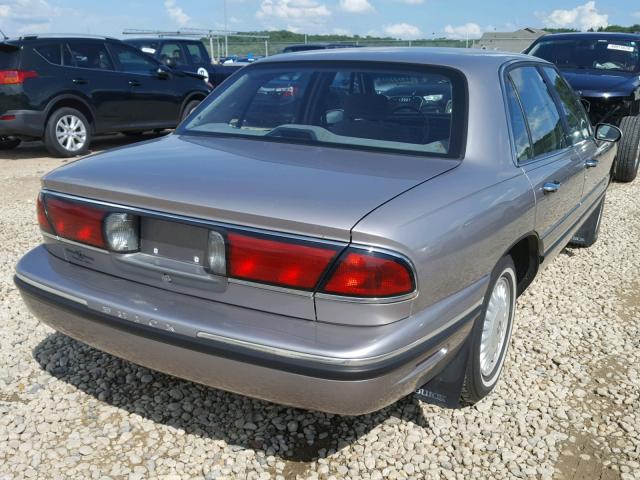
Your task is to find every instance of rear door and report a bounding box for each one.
[505,65,585,254]
[183,41,212,82]
[107,42,182,127]
[64,40,133,132]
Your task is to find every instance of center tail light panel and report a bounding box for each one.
[36,192,418,318]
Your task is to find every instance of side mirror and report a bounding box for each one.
[164,57,177,68]
[157,66,170,79]
[325,109,344,125]
[595,123,622,143]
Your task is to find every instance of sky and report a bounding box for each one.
[0,0,638,40]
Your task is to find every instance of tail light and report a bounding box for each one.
[227,231,339,290]
[0,70,38,85]
[320,250,415,298]
[44,197,107,249]
[37,195,140,252]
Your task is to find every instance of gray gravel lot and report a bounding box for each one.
[1,138,639,480]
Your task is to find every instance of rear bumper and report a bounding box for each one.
[0,109,45,137]
[15,246,478,415]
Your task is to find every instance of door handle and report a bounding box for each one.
[585,159,599,168]
[72,78,87,85]
[128,80,141,87]
[543,182,561,194]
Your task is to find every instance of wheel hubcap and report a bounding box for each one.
[55,115,87,152]
[480,276,512,377]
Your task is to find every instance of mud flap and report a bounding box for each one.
[414,339,470,408]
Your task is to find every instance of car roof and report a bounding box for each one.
[260,47,538,69]
[537,32,640,41]
[124,37,201,43]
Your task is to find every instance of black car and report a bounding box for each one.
[525,32,640,182]
[123,38,243,88]
[0,35,210,157]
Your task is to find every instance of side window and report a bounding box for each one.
[185,42,208,64]
[505,78,532,162]
[159,42,187,66]
[508,66,566,157]
[542,67,592,142]
[109,43,158,74]
[35,44,62,65]
[66,42,114,70]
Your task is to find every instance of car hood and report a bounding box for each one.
[559,68,640,98]
[42,134,459,240]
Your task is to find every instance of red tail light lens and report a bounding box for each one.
[0,70,38,85]
[36,194,53,234]
[228,231,339,290]
[44,197,107,249]
[321,250,415,298]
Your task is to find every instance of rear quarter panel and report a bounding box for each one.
[350,60,536,314]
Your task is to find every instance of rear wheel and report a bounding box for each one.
[0,136,21,150]
[461,256,517,404]
[44,108,91,157]
[613,115,640,183]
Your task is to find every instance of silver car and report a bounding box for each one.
[15,48,621,415]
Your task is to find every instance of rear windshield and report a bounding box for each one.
[529,38,640,73]
[0,44,19,69]
[182,62,466,157]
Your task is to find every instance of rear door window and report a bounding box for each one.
[35,44,62,65]
[66,42,114,70]
[504,78,532,162]
[508,66,566,158]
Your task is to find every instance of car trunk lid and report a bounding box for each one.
[43,134,459,241]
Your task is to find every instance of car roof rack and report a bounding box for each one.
[19,33,118,41]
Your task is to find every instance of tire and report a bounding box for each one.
[44,108,91,157]
[570,194,605,248]
[0,136,21,150]
[613,115,640,183]
[461,256,517,404]
[181,100,200,122]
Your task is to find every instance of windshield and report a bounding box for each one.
[181,62,466,157]
[529,38,639,73]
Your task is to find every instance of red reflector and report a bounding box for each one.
[321,250,414,298]
[0,115,16,121]
[45,197,107,249]
[0,69,38,85]
[228,232,338,290]
[36,195,53,234]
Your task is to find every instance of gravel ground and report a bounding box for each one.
[1,139,639,480]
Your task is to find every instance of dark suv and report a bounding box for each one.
[524,32,640,182]
[0,35,210,156]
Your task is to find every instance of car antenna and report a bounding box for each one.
[0,29,8,40]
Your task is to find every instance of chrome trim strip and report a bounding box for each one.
[228,278,314,297]
[315,291,417,304]
[42,190,348,247]
[15,272,88,306]
[196,301,482,366]
[42,231,109,254]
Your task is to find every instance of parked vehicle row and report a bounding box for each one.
[15,46,624,414]
[0,35,211,156]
